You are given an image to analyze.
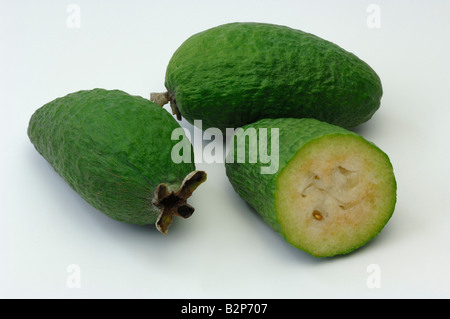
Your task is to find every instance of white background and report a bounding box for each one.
[1,0,449,299]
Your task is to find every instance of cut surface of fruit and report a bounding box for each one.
[275,134,396,257]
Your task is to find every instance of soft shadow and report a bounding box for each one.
[232,198,332,265]
[26,143,168,240]
[351,118,378,136]
[233,195,400,264]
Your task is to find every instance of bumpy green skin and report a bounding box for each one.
[165,22,382,131]
[28,89,195,225]
[225,118,396,256]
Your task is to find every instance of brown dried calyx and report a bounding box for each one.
[153,170,207,234]
[150,91,181,121]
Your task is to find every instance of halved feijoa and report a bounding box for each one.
[225,118,396,257]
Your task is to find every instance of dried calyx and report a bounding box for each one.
[153,170,207,234]
[150,91,181,121]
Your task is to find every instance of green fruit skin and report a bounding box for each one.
[165,22,383,132]
[28,89,196,225]
[225,118,396,257]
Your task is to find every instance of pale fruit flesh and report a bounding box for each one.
[276,134,396,257]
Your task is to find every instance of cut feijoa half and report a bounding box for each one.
[225,118,396,257]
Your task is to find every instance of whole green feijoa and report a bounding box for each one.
[28,88,206,234]
[151,22,382,132]
[225,118,396,257]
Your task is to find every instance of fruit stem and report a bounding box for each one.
[150,91,182,121]
[153,170,207,234]
[150,91,170,107]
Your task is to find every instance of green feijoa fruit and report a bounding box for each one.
[225,118,396,257]
[151,22,383,132]
[28,88,206,234]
